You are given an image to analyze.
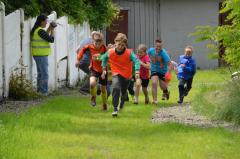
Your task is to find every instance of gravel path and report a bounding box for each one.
[0,99,43,114]
[152,103,240,132]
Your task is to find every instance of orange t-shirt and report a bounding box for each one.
[77,44,107,73]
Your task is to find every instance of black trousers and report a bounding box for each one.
[112,75,130,111]
[178,78,193,99]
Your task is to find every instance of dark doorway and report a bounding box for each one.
[106,10,128,45]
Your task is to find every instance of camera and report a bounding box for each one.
[50,21,57,28]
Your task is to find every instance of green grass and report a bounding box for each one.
[1,70,240,159]
[192,69,240,124]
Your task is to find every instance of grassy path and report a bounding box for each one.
[0,70,240,159]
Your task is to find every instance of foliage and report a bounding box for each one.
[192,69,240,125]
[190,0,240,68]
[217,79,240,125]
[8,66,40,100]
[0,0,120,29]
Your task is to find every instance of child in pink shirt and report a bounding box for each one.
[134,44,151,104]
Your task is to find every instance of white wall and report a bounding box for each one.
[160,0,221,69]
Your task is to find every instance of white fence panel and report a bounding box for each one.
[56,16,68,87]
[22,16,32,81]
[47,12,57,91]
[0,2,4,98]
[68,24,79,86]
[4,10,21,97]
[68,23,91,86]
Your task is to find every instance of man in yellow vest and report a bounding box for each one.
[31,14,56,95]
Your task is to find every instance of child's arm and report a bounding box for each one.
[140,61,150,69]
[130,51,141,78]
[183,59,196,74]
[101,51,109,79]
[101,51,109,70]
[75,46,88,67]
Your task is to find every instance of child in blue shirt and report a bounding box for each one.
[148,39,171,104]
[177,46,196,104]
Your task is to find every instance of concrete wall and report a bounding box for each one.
[112,0,222,69]
[112,0,161,49]
[160,0,221,69]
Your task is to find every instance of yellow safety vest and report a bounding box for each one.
[31,27,51,56]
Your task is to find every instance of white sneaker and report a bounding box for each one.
[112,111,118,117]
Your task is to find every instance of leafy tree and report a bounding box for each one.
[0,0,119,29]
[191,0,240,68]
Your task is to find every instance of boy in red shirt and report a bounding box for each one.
[75,32,108,110]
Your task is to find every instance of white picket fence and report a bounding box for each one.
[0,2,91,99]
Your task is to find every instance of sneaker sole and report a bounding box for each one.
[112,114,118,117]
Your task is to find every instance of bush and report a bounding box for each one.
[216,80,240,125]
[1,0,120,29]
[8,67,41,100]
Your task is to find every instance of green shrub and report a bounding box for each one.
[8,67,41,100]
[1,0,120,29]
[216,80,240,124]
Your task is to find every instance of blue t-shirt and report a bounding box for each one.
[147,48,170,74]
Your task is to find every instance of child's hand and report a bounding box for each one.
[92,54,101,60]
[75,61,80,67]
[135,71,140,79]
[101,70,107,79]
[180,64,185,68]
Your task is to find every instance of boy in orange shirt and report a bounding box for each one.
[101,33,140,117]
[75,32,108,110]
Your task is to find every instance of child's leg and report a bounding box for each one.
[142,87,149,104]
[134,79,141,104]
[90,76,97,106]
[141,79,149,104]
[159,74,170,100]
[119,77,130,109]
[127,79,135,100]
[185,78,193,96]
[100,85,107,109]
[151,75,159,104]
[111,76,121,111]
[106,81,112,98]
[99,73,108,110]
[178,78,186,103]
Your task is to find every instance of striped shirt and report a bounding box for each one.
[38,29,54,43]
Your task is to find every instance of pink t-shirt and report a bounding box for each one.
[138,54,150,79]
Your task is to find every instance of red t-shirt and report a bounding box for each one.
[138,54,150,79]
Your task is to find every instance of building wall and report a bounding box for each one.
[112,0,161,49]
[112,0,222,69]
[160,0,221,69]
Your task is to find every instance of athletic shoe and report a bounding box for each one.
[112,111,118,117]
[90,96,96,107]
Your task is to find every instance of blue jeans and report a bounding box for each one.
[33,56,49,94]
